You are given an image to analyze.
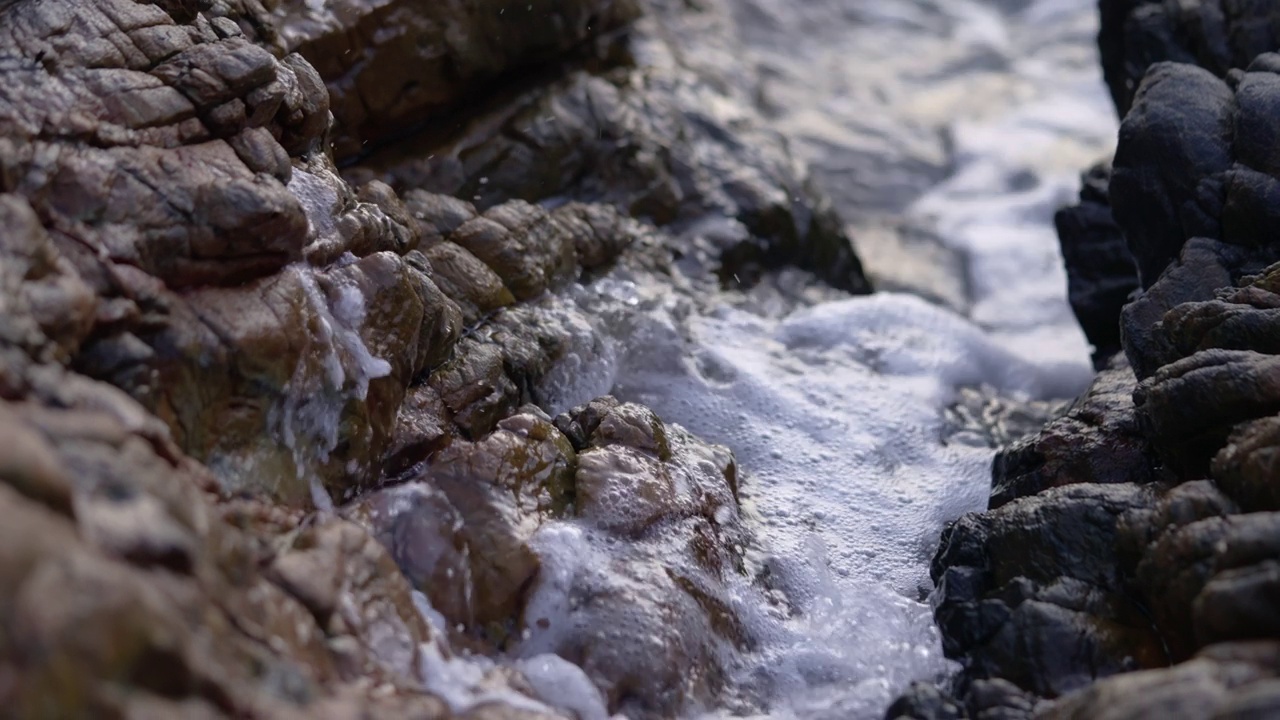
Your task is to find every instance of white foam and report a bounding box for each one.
[513,0,1118,701]
[271,265,393,508]
[352,0,1119,716]
[533,298,620,416]
[516,654,614,720]
[407,588,612,720]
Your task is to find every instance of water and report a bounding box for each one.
[278,0,1118,716]
[516,0,1117,717]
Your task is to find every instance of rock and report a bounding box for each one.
[883,682,966,720]
[1120,481,1239,660]
[1110,63,1234,288]
[0,383,557,719]
[1098,0,1280,115]
[931,483,1166,697]
[0,4,327,289]
[1041,642,1280,720]
[1053,164,1138,367]
[1118,238,1267,380]
[346,482,474,629]
[269,518,439,681]
[511,397,748,718]
[425,411,577,631]
[345,0,871,296]
[991,355,1153,509]
[272,0,644,158]
[1214,415,1280,512]
[0,0,874,713]
[1110,55,1280,375]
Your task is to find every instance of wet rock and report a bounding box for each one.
[347,0,870,296]
[1110,63,1234,288]
[1118,238,1269,379]
[0,382,505,719]
[883,682,966,720]
[931,483,1166,697]
[449,202,584,302]
[0,0,486,506]
[1098,0,1280,115]
[425,411,577,631]
[1110,54,1280,351]
[1042,642,1280,720]
[346,482,474,630]
[269,518,438,681]
[1053,164,1138,367]
[273,0,643,158]
[0,4,330,289]
[1214,415,1280,512]
[1120,481,1239,661]
[991,355,1153,509]
[1135,349,1280,477]
[509,397,747,718]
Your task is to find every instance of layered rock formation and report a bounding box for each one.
[0,0,868,717]
[902,1,1280,717]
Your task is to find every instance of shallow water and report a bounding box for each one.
[316,1,1119,717]
[518,0,1118,717]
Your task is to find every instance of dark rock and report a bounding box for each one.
[991,355,1153,509]
[1118,238,1268,379]
[1053,164,1138,367]
[1109,63,1234,288]
[1134,349,1280,476]
[884,681,967,720]
[1099,0,1280,115]
[1214,415,1280,512]
[931,483,1165,697]
[273,0,644,158]
[1041,642,1280,720]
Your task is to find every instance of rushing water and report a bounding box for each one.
[298,0,1118,717]
[518,0,1118,717]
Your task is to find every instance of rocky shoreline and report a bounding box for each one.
[3,0,1279,718]
[895,2,1280,717]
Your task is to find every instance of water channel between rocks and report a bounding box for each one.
[360,1,1117,718]
[525,1,1114,717]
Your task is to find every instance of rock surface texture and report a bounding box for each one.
[0,0,869,718]
[903,1,1280,717]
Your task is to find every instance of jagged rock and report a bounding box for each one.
[347,482,474,629]
[272,0,644,158]
[506,397,747,719]
[427,411,577,631]
[1110,63,1234,288]
[931,483,1166,697]
[991,355,1153,509]
[1110,53,1280,299]
[345,0,870,296]
[1135,349,1280,476]
[883,682,967,720]
[0,384,555,719]
[1118,238,1270,379]
[1053,164,1138,367]
[1214,414,1280,512]
[1120,481,1239,660]
[1042,642,1280,720]
[1098,0,1280,115]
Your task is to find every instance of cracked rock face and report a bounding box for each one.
[0,0,871,716]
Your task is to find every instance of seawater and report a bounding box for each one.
[517,0,1118,717]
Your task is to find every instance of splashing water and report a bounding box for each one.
[518,0,1118,717]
